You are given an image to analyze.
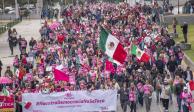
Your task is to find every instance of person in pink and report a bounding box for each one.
[129,82,137,112]
[143,80,154,112]
[181,87,193,112]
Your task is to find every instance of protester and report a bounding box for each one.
[129,82,137,112]
[4,66,13,78]
[172,17,178,34]
[119,82,129,112]
[181,86,192,112]
[143,80,154,112]
[174,76,185,112]
[181,22,188,43]
[154,75,162,104]
[29,37,37,49]
[0,59,2,76]
[8,29,14,55]
[184,66,193,83]
[160,79,171,112]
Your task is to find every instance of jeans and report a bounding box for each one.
[182,104,189,112]
[120,99,128,112]
[184,33,187,43]
[169,92,173,103]
[9,45,13,55]
[177,95,182,112]
[162,99,169,110]
[138,92,144,106]
[144,95,152,112]
[130,101,136,112]
[156,89,161,104]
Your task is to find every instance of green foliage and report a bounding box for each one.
[1,0,37,7]
[0,19,21,35]
[18,0,37,6]
[23,9,30,17]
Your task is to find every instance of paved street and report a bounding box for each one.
[0,20,41,73]
[0,20,193,112]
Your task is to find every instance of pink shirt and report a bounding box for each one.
[143,84,152,95]
[129,89,136,101]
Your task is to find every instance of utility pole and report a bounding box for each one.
[27,0,30,10]
[15,0,19,19]
[2,0,5,14]
[178,0,180,14]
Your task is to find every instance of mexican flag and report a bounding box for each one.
[131,44,150,62]
[99,27,127,64]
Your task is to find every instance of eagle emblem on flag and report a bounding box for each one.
[108,42,115,50]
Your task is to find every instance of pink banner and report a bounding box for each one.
[0,96,14,112]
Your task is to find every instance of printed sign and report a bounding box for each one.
[22,90,117,112]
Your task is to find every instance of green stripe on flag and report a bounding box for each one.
[131,45,137,55]
[99,27,109,52]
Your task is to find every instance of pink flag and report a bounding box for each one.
[54,68,69,82]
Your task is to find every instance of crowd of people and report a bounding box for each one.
[0,1,194,112]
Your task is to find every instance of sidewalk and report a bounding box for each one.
[0,20,42,74]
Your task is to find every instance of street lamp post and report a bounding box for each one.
[15,0,19,19]
[178,0,180,14]
[2,0,5,14]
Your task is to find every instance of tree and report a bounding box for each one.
[1,0,37,7]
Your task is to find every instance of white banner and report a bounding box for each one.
[22,90,117,112]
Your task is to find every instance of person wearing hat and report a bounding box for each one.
[160,79,171,112]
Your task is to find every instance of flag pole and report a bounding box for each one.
[96,25,104,81]
[96,49,99,81]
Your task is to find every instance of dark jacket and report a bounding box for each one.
[174,83,184,96]
[181,24,188,34]
[175,68,184,78]
[119,87,129,101]
[155,60,164,73]
[183,70,193,81]
[167,60,178,72]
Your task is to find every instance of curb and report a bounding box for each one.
[183,53,194,71]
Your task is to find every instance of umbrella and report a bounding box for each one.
[0,77,13,84]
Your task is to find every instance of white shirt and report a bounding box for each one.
[186,71,191,81]
[161,85,170,99]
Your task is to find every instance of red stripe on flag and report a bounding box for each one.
[140,53,150,62]
[113,43,127,64]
